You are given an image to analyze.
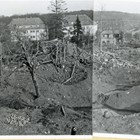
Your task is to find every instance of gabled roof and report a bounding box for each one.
[101,30,113,34]
[64,14,93,26]
[102,30,120,34]
[9,17,45,29]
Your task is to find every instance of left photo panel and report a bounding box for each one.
[0,0,93,135]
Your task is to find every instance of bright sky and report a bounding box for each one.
[0,0,93,16]
[94,0,140,14]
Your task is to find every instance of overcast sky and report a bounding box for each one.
[94,0,140,14]
[0,0,93,16]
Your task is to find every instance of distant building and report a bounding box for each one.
[101,30,122,45]
[64,14,96,36]
[8,17,48,42]
[101,30,115,45]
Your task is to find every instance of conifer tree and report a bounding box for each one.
[48,0,67,39]
[71,16,83,46]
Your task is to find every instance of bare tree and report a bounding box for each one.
[2,22,89,101]
[1,27,51,99]
[2,25,71,99]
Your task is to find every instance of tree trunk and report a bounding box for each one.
[29,69,40,99]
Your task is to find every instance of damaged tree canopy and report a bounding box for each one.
[2,34,90,101]
[39,39,90,85]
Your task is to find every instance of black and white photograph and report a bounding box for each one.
[93,0,140,135]
[0,0,93,135]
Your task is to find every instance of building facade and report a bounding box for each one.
[101,30,116,45]
[64,14,96,36]
[101,30,122,46]
[9,17,48,42]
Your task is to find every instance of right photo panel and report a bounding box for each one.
[93,0,140,135]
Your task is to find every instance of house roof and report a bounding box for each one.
[101,30,120,34]
[101,30,113,34]
[64,14,93,26]
[9,17,45,29]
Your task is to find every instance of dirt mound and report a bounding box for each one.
[97,85,140,113]
[0,105,91,135]
[93,49,140,134]
[0,59,92,135]
[2,64,92,107]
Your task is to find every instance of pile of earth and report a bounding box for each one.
[0,63,92,135]
[0,105,91,135]
[93,59,140,134]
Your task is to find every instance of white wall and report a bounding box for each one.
[83,25,97,35]
[65,24,98,36]
[11,28,47,41]
[26,29,46,41]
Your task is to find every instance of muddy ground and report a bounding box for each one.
[0,64,92,135]
[93,47,140,135]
